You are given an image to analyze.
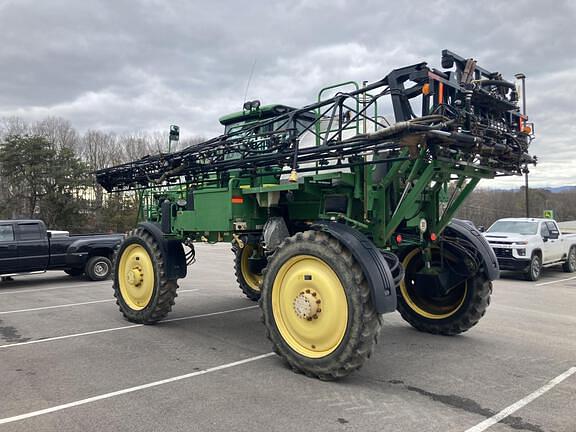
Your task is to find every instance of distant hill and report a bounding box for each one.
[546,186,576,193]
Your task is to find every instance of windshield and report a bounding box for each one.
[487,221,538,235]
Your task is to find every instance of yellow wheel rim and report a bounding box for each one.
[272,255,348,358]
[118,244,155,310]
[240,244,262,291]
[400,248,467,320]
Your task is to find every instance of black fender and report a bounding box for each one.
[312,221,397,314]
[444,219,500,281]
[68,236,123,254]
[137,222,187,280]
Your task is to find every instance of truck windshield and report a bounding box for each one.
[487,221,538,235]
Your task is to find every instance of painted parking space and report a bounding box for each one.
[0,247,574,432]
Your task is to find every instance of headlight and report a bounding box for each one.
[517,248,526,256]
[176,199,187,207]
[514,241,528,245]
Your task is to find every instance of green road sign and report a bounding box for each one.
[544,210,554,219]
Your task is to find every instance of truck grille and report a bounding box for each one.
[493,248,512,258]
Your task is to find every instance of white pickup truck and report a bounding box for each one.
[483,218,576,281]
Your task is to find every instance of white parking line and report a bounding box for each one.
[0,282,109,295]
[536,276,576,286]
[464,366,576,432]
[0,299,113,315]
[0,289,198,315]
[0,305,258,349]
[0,352,275,425]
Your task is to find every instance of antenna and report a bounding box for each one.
[243,58,257,106]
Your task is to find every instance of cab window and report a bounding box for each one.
[540,223,550,238]
[17,223,43,241]
[0,225,14,242]
[545,221,559,238]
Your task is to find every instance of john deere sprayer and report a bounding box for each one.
[96,50,535,380]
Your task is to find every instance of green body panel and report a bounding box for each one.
[175,188,231,232]
[141,153,488,250]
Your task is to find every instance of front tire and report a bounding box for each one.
[562,247,576,273]
[397,248,492,335]
[261,230,382,380]
[525,253,542,281]
[113,228,178,324]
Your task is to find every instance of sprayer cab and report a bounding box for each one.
[219,103,316,134]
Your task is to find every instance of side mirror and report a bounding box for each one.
[542,235,548,242]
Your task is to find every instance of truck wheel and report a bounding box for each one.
[233,243,263,301]
[562,247,576,273]
[113,228,178,324]
[397,248,491,335]
[260,230,382,380]
[85,256,112,281]
[65,268,84,277]
[525,253,542,281]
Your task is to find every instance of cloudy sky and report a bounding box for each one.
[0,0,574,187]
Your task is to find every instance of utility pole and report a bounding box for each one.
[515,73,529,218]
[523,167,530,218]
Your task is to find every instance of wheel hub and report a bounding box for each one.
[293,290,322,320]
[127,267,143,287]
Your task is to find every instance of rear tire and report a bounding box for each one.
[562,247,576,273]
[85,256,112,281]
[260,230,382,380]
[397,248,492,335]
[525,253,542,281]
[113,228,178,324]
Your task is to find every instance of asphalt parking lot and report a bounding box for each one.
[0,244,574,432]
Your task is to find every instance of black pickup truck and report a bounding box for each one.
[0,220,123,281]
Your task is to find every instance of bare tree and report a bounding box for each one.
[32,117,80,151]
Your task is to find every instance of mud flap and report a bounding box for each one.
[313,221,397,314]
[445,219,500,281]
[137,222,187,280]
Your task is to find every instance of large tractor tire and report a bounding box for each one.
[233,243,263,301]
[397,247,491,335]
[113,228,178,324]
[260,230,381,380]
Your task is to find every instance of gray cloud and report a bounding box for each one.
[0,0,574,187]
